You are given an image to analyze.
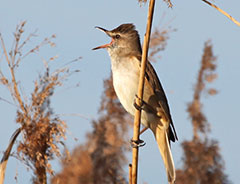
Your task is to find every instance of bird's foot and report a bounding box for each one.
[130,138,146,148]
[134,95,143,111]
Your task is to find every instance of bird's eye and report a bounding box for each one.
[115,34,120,39]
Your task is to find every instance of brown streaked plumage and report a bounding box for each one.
[93,23,177,183]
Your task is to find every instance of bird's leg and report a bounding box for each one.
[140,127,148,135]
[131,95,153,148]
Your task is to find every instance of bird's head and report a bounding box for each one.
[93,23,142,56]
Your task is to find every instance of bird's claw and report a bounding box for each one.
[130,138,146,148]
[134,95,143,111]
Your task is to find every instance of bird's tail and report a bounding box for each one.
[150,123,175,184]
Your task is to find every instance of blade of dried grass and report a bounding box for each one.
[202,0,240,26]
[0,128,21,184]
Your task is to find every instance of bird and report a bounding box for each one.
[93,23,178,184]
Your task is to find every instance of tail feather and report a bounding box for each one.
[150,123,176,184]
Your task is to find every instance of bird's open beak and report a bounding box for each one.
[92,26,113,50]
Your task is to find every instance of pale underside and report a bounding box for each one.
[110,54,159,128]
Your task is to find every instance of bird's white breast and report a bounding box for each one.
[111,56,139,116]
[109,55,152,127]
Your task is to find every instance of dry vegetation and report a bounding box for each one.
[0,22,79,184]
[149,26,176,62]
[176,41,230,184]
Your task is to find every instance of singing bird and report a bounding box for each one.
[93,23,178,183]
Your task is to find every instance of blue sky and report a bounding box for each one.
[0,0,240,183]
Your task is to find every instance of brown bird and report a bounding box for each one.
[93,23,178,183]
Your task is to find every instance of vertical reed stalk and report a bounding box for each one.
[131,0,155,183]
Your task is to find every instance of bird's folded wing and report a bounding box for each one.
[135,55,178,141]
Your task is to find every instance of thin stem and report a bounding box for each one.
[202,0,240,26]
[131,0,155,183]
[0,32,29,124]
[129,164,132,184]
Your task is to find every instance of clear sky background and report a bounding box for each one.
[0,0,239,183]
